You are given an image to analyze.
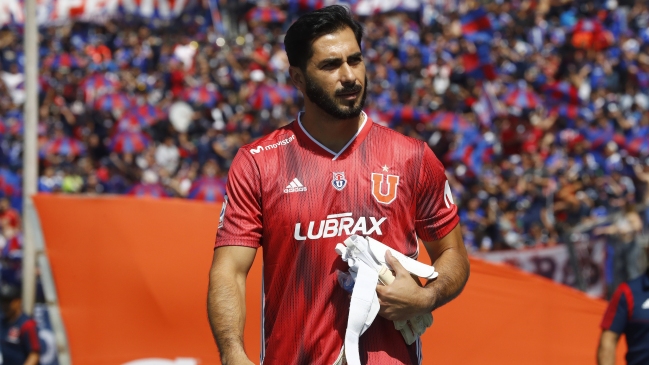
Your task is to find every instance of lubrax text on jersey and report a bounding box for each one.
[293,213,387,240]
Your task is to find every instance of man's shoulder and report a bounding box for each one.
[240,122,297,157]
[368,123,426,152]
[627,271,649,292]
[17,313,34,325]
[5,314,35,330]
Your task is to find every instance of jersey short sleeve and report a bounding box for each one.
[601,282,633,334]
[414,146,459,242]
[20,319,40,354]
[215,149,263,249]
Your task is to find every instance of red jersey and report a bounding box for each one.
[215,113,459,365]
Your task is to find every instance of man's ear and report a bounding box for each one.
[289,66,305,90]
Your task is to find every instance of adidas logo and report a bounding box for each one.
[284,178,307,193]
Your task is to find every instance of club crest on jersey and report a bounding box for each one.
[371,173,399,205]
[332,172,347,191]
[6,327,19,343]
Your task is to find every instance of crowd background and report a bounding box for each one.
[1,0,649,297]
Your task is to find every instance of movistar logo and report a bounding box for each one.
[249,135,295,154]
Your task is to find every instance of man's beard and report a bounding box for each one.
[304,75,367,120]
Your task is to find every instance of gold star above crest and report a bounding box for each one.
[382,165,389,172]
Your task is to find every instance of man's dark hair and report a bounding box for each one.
[284,5,363,71]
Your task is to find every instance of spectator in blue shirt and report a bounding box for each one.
[0,284,40,365]
[598,246,649,365]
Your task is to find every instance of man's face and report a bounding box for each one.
[301,27,367,120]
[0,298,19,318]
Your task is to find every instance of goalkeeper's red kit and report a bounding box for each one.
[215,112,459,365]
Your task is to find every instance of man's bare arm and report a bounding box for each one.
[597,330,620,365]
[422,223,470,311]
[23,352,39,365]
[207,246,257,365]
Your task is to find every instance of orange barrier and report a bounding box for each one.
[34,195,625,364]
[422,256,627,364]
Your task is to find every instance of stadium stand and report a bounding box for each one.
[0,0,648,298]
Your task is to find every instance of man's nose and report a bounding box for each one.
[339,62,356,84]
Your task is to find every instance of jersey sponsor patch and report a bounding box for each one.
[249,135,295,154]
[331,172,347,191]
[371,173,399,204]
[294,212,386,240]
[218,195,228,229]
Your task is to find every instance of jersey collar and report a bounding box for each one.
[295,111,372,161]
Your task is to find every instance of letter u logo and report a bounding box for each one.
[371,173,399,205]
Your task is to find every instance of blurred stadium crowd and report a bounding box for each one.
[0,0,648,273]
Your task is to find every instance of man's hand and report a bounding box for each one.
[376,251,430,321]
[377,224,469,320]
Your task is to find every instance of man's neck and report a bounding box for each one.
[299,107,365,154]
